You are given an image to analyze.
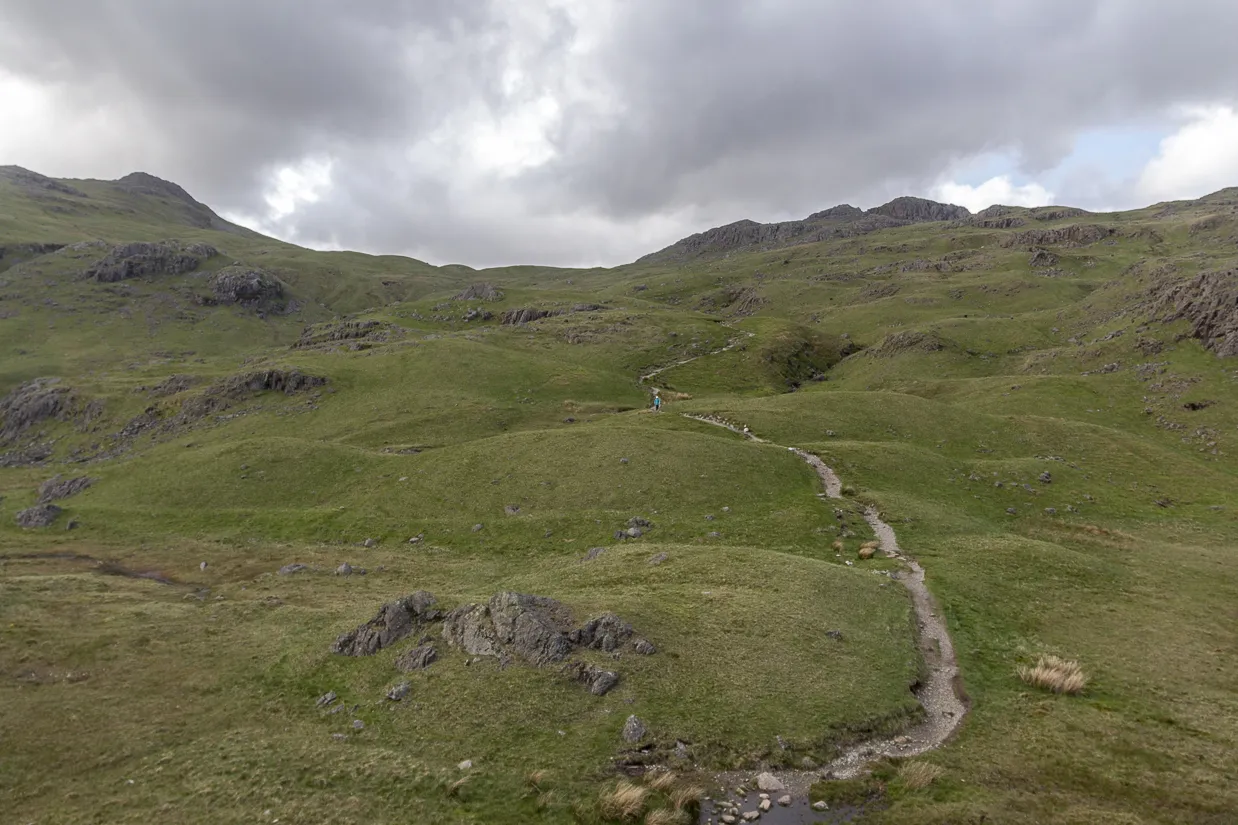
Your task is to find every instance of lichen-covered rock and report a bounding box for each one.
[1149,270,1238,357]
[331,591,441,656]
[395,643,439,672]
[570,613,634,652]
[442,592,576,666]
[0,378,75,445]
[563,661,620,695]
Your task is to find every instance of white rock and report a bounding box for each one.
[777,795,791,806]
[813,800,829,810]
[755,772,785,792]
[742,812,761,822]
[457,759,472,770]
[758,799,772,812]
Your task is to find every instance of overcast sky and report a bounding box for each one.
[3,0,1238,268]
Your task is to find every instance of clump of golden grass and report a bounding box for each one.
[536,790,556,810]
[898,760,944,790]
[645,808,689,825]
[527,769,550,790]
[446,775,472,798]
[645,770,678,792]
[1018,655,1087,694]
[600,780,649,821]
[670,784,705,811]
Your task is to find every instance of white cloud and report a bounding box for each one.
[1137,105,1238,203]
[931,175,1054,213]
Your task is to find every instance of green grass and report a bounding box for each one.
[2,169,1238,823]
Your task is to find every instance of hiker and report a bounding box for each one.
[652,392,662,412]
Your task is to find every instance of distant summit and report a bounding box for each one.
[113,171,202,204]
[636,196,971,264]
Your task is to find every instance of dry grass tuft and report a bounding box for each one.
[645,808,689,825]
[645,770,678,792]
[670,784,705,811]
[536,790,556,810]
[1018,655,1087,694]
[600,780,650,821]
[527,769,550,790]
[898,760,944,790]
[446,775,472,798]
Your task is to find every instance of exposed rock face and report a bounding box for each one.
[563,661,620,696]
[293,320,398,350]
[454,283,503,302]
[868,196,970,223]
[331,591,442,656]
[0,378,76,445]
[37,475,94,503]
[0,165,86,197]
[16,503,62,528]
[84,241,219,282]
[1029,249,1060,268]
[444,592,576,666]
[970,216,1026,229]
[638,196,968,263]
[1150,270,1238,357]
[208,266,283,305]
[870,330,946,357]
[570,613,634,652]
[149,375,195,396]
[1002,224,1116,248]
[395,643,439,672]
[621,715,647,743]
[179,369,327,420]
[502,308,561,325]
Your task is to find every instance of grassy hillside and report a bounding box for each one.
[1,168,1236,824]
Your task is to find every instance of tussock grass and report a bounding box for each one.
[645,770,678,792]
[446,775,472,798]
[645,808,689,825]
[898,760,944,790]
[670,784,705,811]
[526,769,550,790]
[600,780,649,821]
[1019,655,1088,694]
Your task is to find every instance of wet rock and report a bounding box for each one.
[37,474,94,503]
[648,552,669,566]
[16,503,61,528]
[756,772,785,792]
[332,591,441,656]
[316,691,338,708]
[395,643,438,672]
[278,563,310,575]
[570,613,634,652]
[632,638,657,655]
[563,661,620,695]
[386,682,411,701]
[621,714,647,743]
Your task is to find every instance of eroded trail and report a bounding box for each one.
[638,328,755,384]
[683,413,967,792]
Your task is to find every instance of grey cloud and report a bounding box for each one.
[2,0,1238,266]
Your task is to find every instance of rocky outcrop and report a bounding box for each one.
[148,375,195,397]
[502,308,561,325]
[868,196,970,223]
[0,165,86,197]
[563,661,621,696]
[1149,270,1238,357]
[870,330,946,357]
[443,592,576,666]
[84,241,219,282]
[0,378,78,445]
[16,503,62,528]
[293,320,399,350]
[637,197,968,264]
[395,643,439,672]
[206,266,283,305]
[1002,224,1116,248]
[332,591,442,656]
[37,475,94,504]
[454,283,504,302]
[1029,249,1060,268]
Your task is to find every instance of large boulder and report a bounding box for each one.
[331,591,441,656]
[208,266,283,305]
[443,592,575,666]
[17,504,62,528]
